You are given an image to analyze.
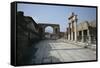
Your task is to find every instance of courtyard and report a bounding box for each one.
[30,39,96,64]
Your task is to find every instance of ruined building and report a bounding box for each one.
[66,12,78,41]
[38,23,60,40]
[66,12,96,44]
[16,11,60,64]
[16,11,42,65]
[77,21,96,44]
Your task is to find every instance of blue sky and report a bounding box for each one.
[17,3,96,32]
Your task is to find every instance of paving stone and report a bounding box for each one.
[30,39,96,64]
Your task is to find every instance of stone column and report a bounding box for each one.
[74,19,77,41]
[71,22,73,40]
[87,29,91,44]
[81,30,84,42]
[67,28,68,40]
[68,23,71,40]
[68,12,78,41]
[53,27,55,34]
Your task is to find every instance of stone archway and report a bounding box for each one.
[38,23,60,39]
[45,26,53,39]
[45,26,53,33]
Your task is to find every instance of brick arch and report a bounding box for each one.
[38,23,60,39]
[45,26,54,33]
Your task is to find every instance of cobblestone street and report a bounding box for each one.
[30,39,96,64]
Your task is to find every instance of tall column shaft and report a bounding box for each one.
[68,23,71,40]
[81,30,84,42]
[74,21,77,41]
[71,23,73,40]
[87,29,91,43]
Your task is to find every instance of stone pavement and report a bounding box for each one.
[57,39,96,50]
[30,39,96,64]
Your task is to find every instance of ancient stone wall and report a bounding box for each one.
[38,23,60,39]
[16,11,42,65]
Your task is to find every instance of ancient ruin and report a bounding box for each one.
[38,23,60,39]
[66,12,96,44]
[16,11,97,65]
[66,12,78,41]
[77,21,96,44]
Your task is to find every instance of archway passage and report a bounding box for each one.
[45,26,53,33]
[38,23,60,39]
[45,26,53,39]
